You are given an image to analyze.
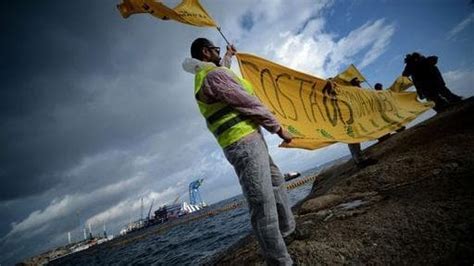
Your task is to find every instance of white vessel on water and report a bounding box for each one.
[120,200,207,236]
[120,179,208,236]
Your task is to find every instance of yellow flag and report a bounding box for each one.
[387,76,413,92]
[117,0,145,18]
[117,0,217,27]
[332,64,367,86]
[236,53,433,150]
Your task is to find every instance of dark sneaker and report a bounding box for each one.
[284,227,310,245]
[356,158,378,168]
[448,95,463,104]
[395,126,406,133]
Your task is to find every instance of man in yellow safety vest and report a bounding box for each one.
[183,38,295,265]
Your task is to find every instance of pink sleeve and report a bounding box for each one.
[221,53,232,69]
[201,69,281,134]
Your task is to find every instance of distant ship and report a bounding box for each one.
[120,179,208,236]
[284,171,301,181]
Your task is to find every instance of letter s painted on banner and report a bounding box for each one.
[323,82,338,126]
[275,73,297,121]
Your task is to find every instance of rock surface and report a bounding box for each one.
[212,98,474,265]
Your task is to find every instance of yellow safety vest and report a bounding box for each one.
[194,65,258,148]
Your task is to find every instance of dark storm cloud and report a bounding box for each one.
[1,1,121,199]
[0,1,195,201]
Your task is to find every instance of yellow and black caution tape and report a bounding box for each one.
[286,175,317,190]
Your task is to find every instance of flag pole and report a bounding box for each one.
[216,27,230,46]
[364,80,374,90]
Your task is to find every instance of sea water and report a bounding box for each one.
[51,180,313,265]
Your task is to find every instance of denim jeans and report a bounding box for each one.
[224,132,295,266]
[348,143,365,163]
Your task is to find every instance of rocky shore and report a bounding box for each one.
[213,97,474,265]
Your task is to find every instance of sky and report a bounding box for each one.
[1,0,473,264]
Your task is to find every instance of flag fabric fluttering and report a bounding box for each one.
[332,64,367,86]
[387,76,414,92]
[117,0,217,27]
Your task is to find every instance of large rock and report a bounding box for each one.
[299,194,343,214]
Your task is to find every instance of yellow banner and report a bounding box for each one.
[236,53,433,150]
[117,0,217,27]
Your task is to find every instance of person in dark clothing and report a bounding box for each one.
[374,82,383,91]
[402,52,462,112]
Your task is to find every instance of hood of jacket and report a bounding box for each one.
[182,58,217,74]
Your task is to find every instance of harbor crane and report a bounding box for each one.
[189,179,205,206]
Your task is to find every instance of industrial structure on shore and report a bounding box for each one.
[120,179,208,236]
